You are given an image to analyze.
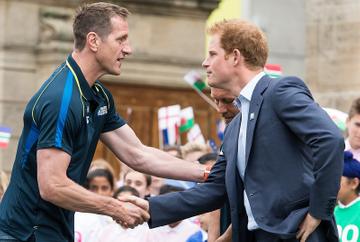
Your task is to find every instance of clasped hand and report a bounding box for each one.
[113,195,150,229]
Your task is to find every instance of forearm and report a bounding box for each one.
[40,177,119,217]
[207,210,220,242]
[100,128,205,182]
[136,146,205,182]
[148,155,227,228]
[216,225,232,242]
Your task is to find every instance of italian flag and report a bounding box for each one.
[264,64,282,78]
[0,126,12,149]
[179,107,195,133]
[184,70,206,92]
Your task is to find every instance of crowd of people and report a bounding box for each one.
[0,2,359,242]
[73,149,214,242]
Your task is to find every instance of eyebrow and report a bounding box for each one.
[116,34,128,41]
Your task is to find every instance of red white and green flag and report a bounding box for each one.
[264,64,282,78]
[0,126,12,149]
[187,124,205,144]
[179,107,195,133]
[184,70,206,92]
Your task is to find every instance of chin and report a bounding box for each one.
[207,79,218,88]
[108,69,121,76]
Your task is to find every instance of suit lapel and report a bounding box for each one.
[224,113,241,199]
[245,75,271,166]
[223,113,241,172]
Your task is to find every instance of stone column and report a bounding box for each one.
[0,0,40,171]
[306,0,360,111]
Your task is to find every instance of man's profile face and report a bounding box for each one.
[96,15,132,76]
[211,87,239,124]
[202,34,233,90]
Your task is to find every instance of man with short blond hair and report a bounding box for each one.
[127,19,344,242]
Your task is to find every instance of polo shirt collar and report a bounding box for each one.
[66,54,97,101]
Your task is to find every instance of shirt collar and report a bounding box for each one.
[235,71,265,108]
[338,196,360,209]
[240,71,265,101]
[66,54,97,101]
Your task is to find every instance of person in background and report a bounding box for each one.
[210,87,240,125]
[124,170,152,199]
[334,151,360,242]
[97,186,151,242]
[180,142,211,163]
[165,142,211,190]
[209,86,239,242]
[114,185,140,199]
[75,168,115,242]
[163,145,181,158]
[88,159,116,176]
[346,98,360,161]
[149,185,205,242]
[149,145,182,196]
[149,175,165,196]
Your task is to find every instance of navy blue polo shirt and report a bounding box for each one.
[0,55,125,242]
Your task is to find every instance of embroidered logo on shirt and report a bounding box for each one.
[97,106,108,116]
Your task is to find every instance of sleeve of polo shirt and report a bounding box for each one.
[34,94,80,156]
[102,87,126,133]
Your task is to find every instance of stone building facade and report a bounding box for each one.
[1,0,359,172]
[0,0,219,172]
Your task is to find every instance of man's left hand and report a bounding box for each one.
[296,213,321,242]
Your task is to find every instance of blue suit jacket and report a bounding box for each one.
[148,75,344,242]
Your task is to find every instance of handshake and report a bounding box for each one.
[111,195,150,229]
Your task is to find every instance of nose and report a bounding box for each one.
[202,57,209,68]
[122,41,132,56]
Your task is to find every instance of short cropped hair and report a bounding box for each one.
[180,142,211,159]
[85,168,115,190]
[73,2,130,50]
[198,153,218,165]
[348,98,360,119]
[113,185,140,198]
[207,19,268,70]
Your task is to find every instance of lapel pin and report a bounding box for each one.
[250,113,255,120]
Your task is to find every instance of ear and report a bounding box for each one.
[87,32,100,52]
[232,49,244,66]
[352,177,360,189]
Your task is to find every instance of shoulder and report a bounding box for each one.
[34,64,80,107]
[267,76,313,103]
[267,76,308,93]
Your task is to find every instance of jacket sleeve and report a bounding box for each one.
[271,76,344,220]
[148,153,227,228]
